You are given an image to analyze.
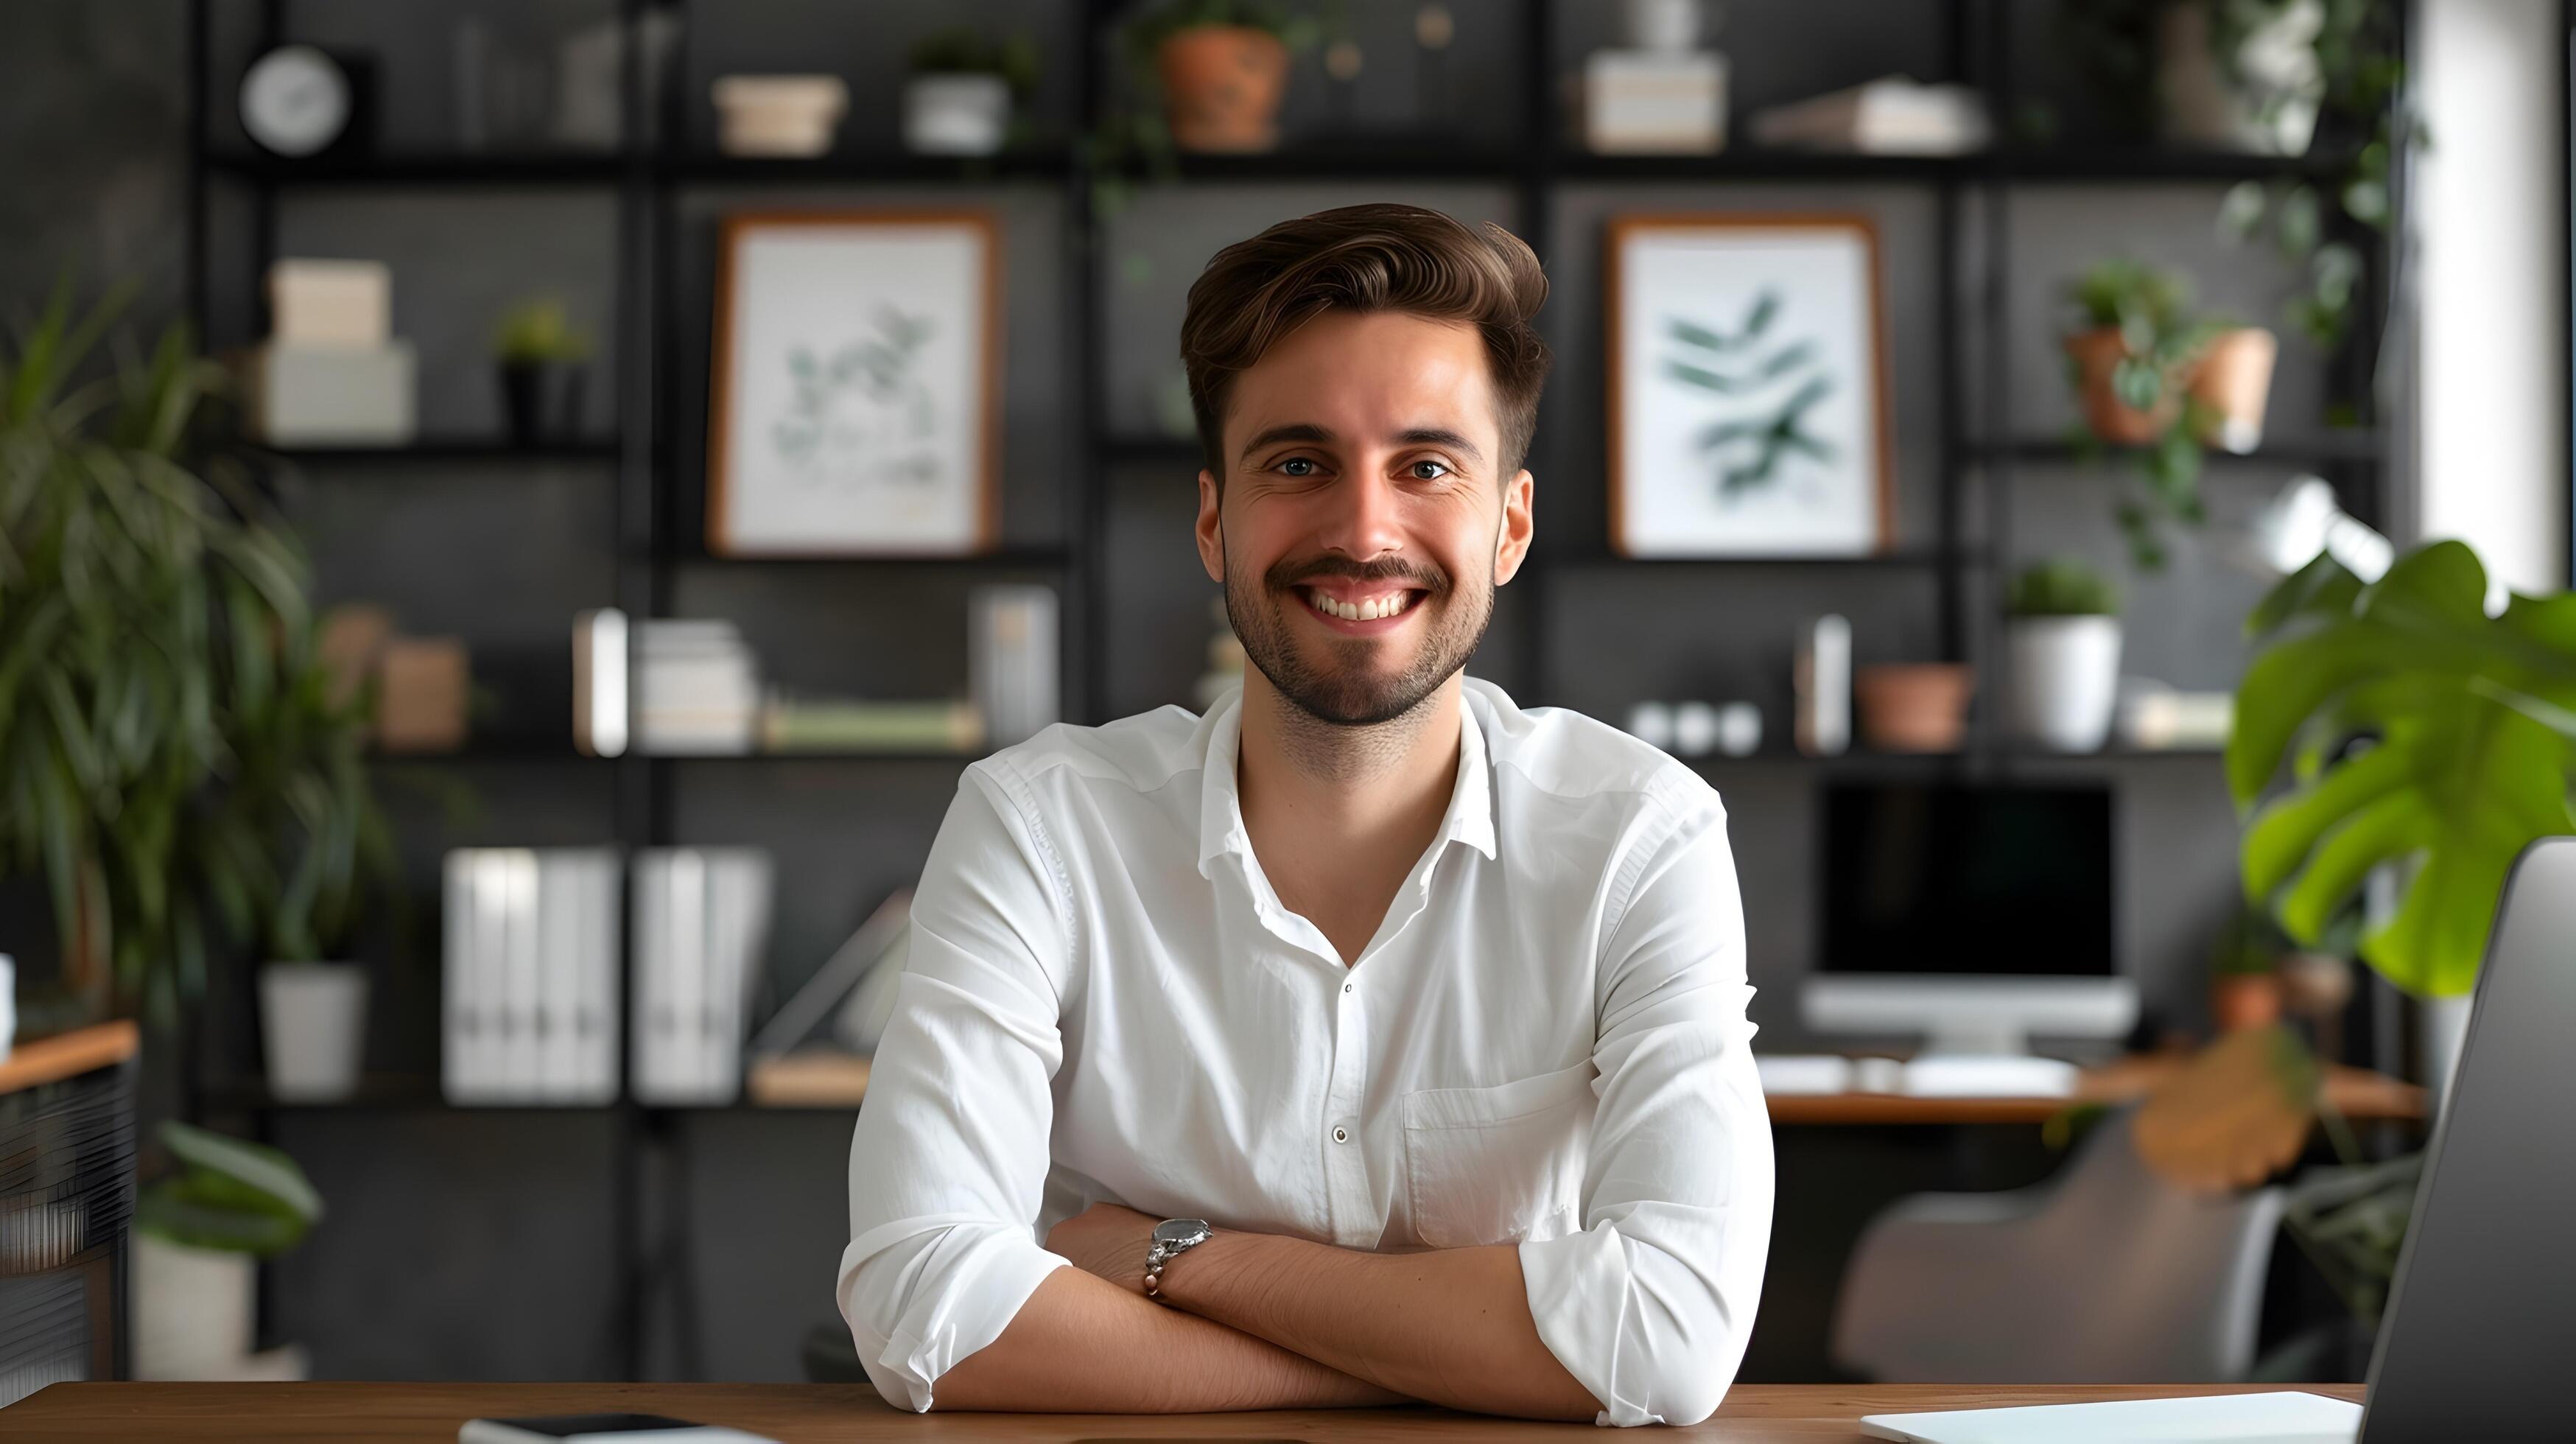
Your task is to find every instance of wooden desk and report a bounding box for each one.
[0,1382,2366,1440]
[0,1021,138,1096]
[1765,1057,2423,1126]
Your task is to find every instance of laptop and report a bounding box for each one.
[1863,837,2576,1444]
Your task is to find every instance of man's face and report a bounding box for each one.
[1195,309,1534,727]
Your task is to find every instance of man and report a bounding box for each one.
[838,203,1772,1427]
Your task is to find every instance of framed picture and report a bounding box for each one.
[1606,214,1892,557]
[707,210,1001,555]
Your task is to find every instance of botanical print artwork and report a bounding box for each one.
[709,213,997,555]
[1611,217,1888,558]
[1661,290,1837,500]
[773,306,942,487]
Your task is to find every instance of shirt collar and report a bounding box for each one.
[1196,683,1499,880]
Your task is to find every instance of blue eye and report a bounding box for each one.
[1281,458,1317,476]
[1410,460,1450,480]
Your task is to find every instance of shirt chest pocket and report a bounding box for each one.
[1402,1062,1596,1250]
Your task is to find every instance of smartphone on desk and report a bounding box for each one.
[460,1414,779,1444]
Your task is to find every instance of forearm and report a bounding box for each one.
[1159,1230,1601,1422]
[933,1261,1410,1413]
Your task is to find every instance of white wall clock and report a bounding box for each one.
[240,45,354,159]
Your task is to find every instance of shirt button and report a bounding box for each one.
[1343,981,1354,994]
[1332,1126,1350,1143]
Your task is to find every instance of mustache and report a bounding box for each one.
[1264,555,1448,595]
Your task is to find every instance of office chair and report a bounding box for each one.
[1831,1110,2285,1383]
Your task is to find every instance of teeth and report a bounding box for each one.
[1307,587,1414,623]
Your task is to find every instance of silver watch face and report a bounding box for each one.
[1154,1218,1211,1247]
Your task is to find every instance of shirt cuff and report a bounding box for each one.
[843,1233,1070,1412]
[1520,1225,1666,1428]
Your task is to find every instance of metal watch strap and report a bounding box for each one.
[1143,1224,1206,1297]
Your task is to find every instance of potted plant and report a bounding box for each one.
[2208,905,2287,1033]
[2158,0,2328,155]
[2061,259,2275,569]
[3,280,393,1136]
[242,639,393,1104]
[2126,540,2569,1383]
[2004,557,2123,752]
[905,29,1039,157]
[1129,1,1315,154]
[133,1121,323,1380]
[492,296,589,448]
[1,288,366,1033]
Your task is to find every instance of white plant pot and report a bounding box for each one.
[903,74,1011,156]
[2007,616,2123,751]
[132,1233,255,1380]
[259,961,368,1103]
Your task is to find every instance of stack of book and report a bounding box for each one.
[759,696,983,754]
[631,848,775,1106]
[634,619,760,754]
[441,848,622,1105]
[1749,77,1993,155]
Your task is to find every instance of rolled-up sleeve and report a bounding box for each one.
[1517,793,1774,1426]
[838,763,1073,1412]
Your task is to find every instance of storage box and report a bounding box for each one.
[1584,50,1728,154]
[267,259,391,348]
[240,343,416,447]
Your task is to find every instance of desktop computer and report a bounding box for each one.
[1798,781,2137,1096]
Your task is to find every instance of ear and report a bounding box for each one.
[1195,469,1225,584]
[1492,468,1534,586]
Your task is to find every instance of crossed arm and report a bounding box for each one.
[933,1205,1600,1420]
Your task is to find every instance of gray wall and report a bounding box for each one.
[7,0,2356,1386]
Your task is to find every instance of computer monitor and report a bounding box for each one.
[1803,780,2137,1056]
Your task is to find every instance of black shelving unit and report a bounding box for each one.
[182,0,2399,1383]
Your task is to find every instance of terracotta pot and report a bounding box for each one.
[2065,327,2181,446]
[2211,972,2284,1033]
[1157,26,1290,153]
[2189,326,2277,455]
[1854,664,1973,754]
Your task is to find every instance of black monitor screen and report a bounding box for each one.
[1819,781,2115,977]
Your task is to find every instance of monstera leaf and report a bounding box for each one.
[2229,542,2576,996]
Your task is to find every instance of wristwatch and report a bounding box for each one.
[1143,1217,1212,1297]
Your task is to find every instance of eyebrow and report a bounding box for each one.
[1236,423,1486,466]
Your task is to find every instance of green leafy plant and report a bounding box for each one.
[2007,556,2120,617]
[2062,259,2231,571]
[1086,0,1329,216]
[0,285,387,1026]
[909,27,1042,99]
[491,298,589,367]
[2228,539,2576,997]
[136,1119,323,1256]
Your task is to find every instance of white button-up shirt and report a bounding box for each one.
[838,678,1773,1426]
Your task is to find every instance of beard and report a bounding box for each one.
[1224,543,1495,728]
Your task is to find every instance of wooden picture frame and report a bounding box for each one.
[1605,213,1895,557]
[706,209,1003,556]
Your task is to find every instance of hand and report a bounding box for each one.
[1045,1201,1163,1297]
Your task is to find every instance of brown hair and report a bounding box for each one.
[1179,203,1551,485]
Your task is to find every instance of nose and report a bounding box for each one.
[1312,465,1408,568]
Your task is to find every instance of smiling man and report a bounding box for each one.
[838,204,1772,1426]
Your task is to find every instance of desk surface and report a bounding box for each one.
[2,1383,2367,1440]
[0,1021,138,1096]
[1766,1056,2421,1126]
